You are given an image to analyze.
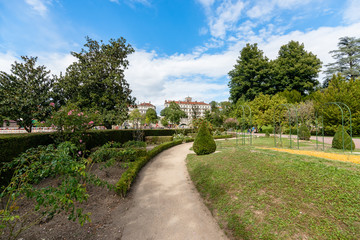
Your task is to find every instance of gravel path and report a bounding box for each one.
[108,143,228,240]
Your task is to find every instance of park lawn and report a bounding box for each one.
[186,143,360,240]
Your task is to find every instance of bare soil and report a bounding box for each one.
[1,162,130,240]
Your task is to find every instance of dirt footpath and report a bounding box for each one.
[107,143,228,240]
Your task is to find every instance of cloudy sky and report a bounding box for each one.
[1,0,360,111]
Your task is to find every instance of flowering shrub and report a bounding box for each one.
[192,118,213,133]
[223,118,238,130]
[47,104,100,152]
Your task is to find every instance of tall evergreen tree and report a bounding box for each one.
[272,41,322,95]
[228,43,271,102]
[325,36,360,81]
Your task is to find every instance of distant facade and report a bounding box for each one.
[128,102,156,115]
[164,97,211,125]
[138,102,156,115]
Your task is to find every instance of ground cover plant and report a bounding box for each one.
[0,139,148,239]
[187,139,360,239]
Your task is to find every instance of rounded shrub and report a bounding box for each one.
[332,127,355,150]
[265,130,270,138]
[298,124,311,140]
[193,121,216,155]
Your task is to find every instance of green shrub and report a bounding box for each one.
[298,124,311,140]
[213,135,233,139]
[145,136,173,144]
[122,140,146,148]
[115,140,182,197]
[265,130,270,138]
[193,121,216,155]
[332,127,355,150]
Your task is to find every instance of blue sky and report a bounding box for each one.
[1,0,360,111]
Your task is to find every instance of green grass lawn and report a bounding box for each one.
[187,140,360,239]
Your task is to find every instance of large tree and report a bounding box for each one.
[0,56,53,132]
[56,37,135,129]
[160,102,186,125]
[272,41,322,95]
[325,36,360,81]
[228,43,271,102]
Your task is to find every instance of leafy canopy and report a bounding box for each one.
[160,102,186,125]
[0,56,53,132]
[145,108,158,124]
[56,37,135,129]
[228,41,322,103]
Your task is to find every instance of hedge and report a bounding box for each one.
[115,140,183,197]
[145,136,173,144]
[0,133,54,165]
[0,129,193,164]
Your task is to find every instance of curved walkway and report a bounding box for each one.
[110,143,228,240]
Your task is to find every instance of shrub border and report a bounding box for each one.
[115,140,183,197]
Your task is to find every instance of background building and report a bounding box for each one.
[164,97,211,125]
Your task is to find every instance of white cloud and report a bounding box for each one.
[124,22,360,109]
[197,0,215,8]
[0,52,18,73]
[343,0,360,23]
[209,0,245,38]
[25,0,48,17]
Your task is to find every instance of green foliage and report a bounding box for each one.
[332,127,355,150]
[228,41,321,103]
[223,118,238,130]
[272,41,321,95]
[247,93,287,128]
[193,121,216,155]
[55,37,135,129]
[312,74,360,135]
[145,108,158,124]
[0,133,54,186]
[325,36,360,80]
[0,56,53,132]
[277,90,302,103]
[115,140,182,197]
[298,124,311,140]
[0,142,110,239]
[265,130,270,138]
[228,43,271,102]
[160,102,187,125]
[90,142,146,163]
[145,136,173,144]
[160,117,169,127]
[48,104,100,151]
[122,140,146,148]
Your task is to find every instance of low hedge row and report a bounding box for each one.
[115,140,183,197]
[0,129,193,164]
[213,134,233,139]
[0,133,54,164]
[145,136,173,144]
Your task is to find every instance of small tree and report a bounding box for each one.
[0,56,53,132]
[160,102,186,125]
[193,121,216,155]
[145,108,158,124]
[298,124,311,140]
